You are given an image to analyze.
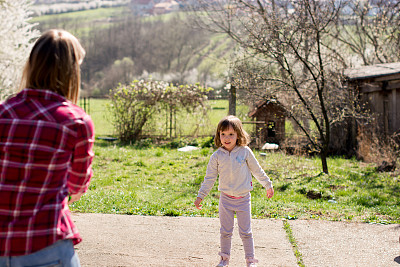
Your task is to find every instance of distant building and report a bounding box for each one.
[153,0,180,15]
[344,62,400,135]
[325,62,400,156]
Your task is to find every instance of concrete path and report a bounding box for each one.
[289,220,400,267]
[72,213,400,266]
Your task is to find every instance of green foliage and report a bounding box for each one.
[108,80,158,142]
[161,138,193,149]
[134,138,154,149]
[71,142,400,224]
[198,136,215,148]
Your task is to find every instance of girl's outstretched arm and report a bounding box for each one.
[266,187,274,199]
[194,197,203,210]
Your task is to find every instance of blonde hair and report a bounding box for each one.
[214,115,250,147]
[19,29,85,103]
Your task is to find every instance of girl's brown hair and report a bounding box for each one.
[214,115,250,147]
[19,29,85,103]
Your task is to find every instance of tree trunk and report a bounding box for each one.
[320,150,329,174]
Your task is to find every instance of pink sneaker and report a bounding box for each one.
[216,252,230,267]
[246,257,259,267]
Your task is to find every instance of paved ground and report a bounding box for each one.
[73,213,400,267]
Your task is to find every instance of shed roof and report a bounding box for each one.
[344,62,400,81]
[248,99,284,118]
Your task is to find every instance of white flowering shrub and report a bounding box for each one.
[109,79,211,142]
[0,0,38,100]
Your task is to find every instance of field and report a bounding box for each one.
[72,98,400,224]
[79,98,254,137]
[71,139,400,224]
[30,7,234,73]
[30,7,130,37]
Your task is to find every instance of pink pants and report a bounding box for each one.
[219,192,254,259]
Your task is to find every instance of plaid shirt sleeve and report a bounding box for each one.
[68,113,95,194]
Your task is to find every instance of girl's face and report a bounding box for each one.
[220,126,237,152]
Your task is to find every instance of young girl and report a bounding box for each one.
[194,115,274,267]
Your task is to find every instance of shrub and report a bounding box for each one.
[198,136,214,148]
[108,79,211,142]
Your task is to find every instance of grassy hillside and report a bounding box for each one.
[30,7,235,90]
[30,7,130,38]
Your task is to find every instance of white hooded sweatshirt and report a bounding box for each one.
[197,145,273,199]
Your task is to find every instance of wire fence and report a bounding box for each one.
[79,98,250,139]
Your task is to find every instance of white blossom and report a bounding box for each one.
[0,0,39,100]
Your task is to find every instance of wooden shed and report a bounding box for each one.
[344,62,400,135]
[248,99,286,146]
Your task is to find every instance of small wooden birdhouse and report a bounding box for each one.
[248,99,286,146]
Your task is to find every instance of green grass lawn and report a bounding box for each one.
[79,98,253,137]
[70,140,400,224]
[30,7,129,37]
[79,98,115,137]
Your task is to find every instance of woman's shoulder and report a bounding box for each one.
[53,102,91,123]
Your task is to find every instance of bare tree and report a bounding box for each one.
[75,14,213,94]
[135,15,210,84]
[332,0,400,66]
[186,0,354,174]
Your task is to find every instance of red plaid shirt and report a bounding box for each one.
[0,89,94,256]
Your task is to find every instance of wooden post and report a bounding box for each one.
[165,107,168,137]
[392,89,397,131]
[174,108,177,138]
[170,108,173,139]
[228,84,236,116]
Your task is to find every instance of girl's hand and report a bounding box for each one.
[194,197,203,210]
[266,188,274,199]
[68,192,85,204]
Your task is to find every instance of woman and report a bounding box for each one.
[0,29,94,266]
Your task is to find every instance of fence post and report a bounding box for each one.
[81,97,90,114]
[228,83,236,116]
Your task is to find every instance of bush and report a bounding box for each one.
[198,136,214,148]
[108,79,211,143]
[134,138,154,149]
[160,137,196,149]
